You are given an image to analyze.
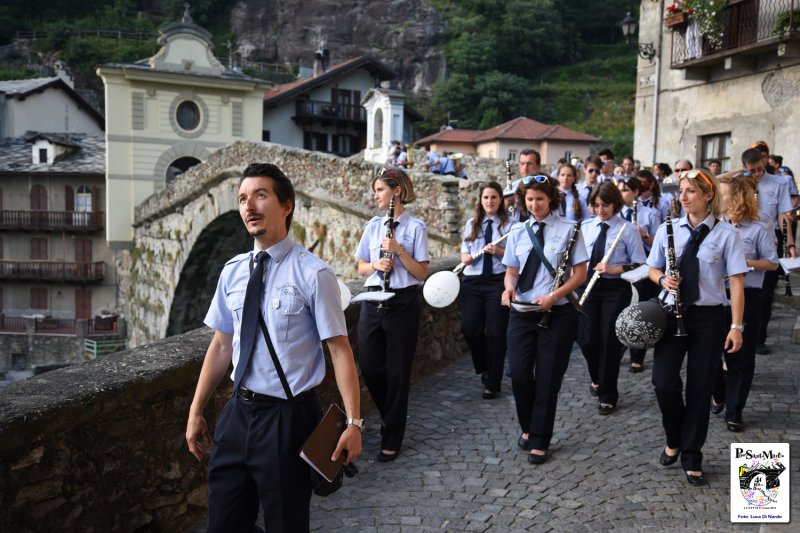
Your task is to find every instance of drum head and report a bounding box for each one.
[423,271,460,308]
[615,300,668,349]
[337,279,352,311]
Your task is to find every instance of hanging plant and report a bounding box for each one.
[686,0,725,49]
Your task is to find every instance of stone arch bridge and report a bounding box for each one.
[121,141,493,347]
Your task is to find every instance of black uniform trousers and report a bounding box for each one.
[507,304,577,451]
[207,390,321,533]
[630,278,659,365]
[652,305,726,472]
[459,274,509,392]
[357,289,420,451]
[758,229,783,345]
[583,278,631,406]
[723,288,762,424]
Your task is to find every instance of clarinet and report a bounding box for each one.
[505,158,514,217]
[783,219,793,297]
[663,214,688,336]
[377,197,396,310]
[632,199,638,225]
[539,221,581,329]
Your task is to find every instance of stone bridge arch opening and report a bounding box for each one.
[166,210,251,337]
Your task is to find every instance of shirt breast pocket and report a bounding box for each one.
[697,243,722,265]
[547,238,566,266]
[269,292,305,344]
[514,241,533,265]
[226,290,246,327]
[400,234,414,256]
[370,242,382,263]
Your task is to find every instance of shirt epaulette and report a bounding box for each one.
[223,252,250,268]
[295,244,333,274]
[405,215,427,229]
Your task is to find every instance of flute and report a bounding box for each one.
[579,224,627,306]
[662,214,687,336]
[453,233,509,275]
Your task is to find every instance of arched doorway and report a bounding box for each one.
[165,211,251,337]
[166,156,202,184]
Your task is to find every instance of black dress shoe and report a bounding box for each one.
[527,451,548,464]
[517,435,530,450]
[377,450,400,462]
[598,403,616,415]
[711,401,724,415]
[727,421,743,432]
[659,449,679,466]
[481,371,488,385]
[629,364,644,373]
[685,473,706,486]
[589,384,599,397]
[482,389,498,400]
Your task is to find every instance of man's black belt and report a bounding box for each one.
[237,385,314,403]
[366,286,419,294]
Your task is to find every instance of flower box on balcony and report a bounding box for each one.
[665,12,689,32]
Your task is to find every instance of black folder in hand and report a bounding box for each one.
[300,404,347,482]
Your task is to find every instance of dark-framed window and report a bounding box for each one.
[176,101,201,131]
[31,238,48,260]
[31,288,48,309]
[700,132,732,172]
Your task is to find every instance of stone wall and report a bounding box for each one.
[0,334,81,369]
[0,258,466,533]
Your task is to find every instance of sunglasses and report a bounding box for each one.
[678,169,714,189]
[586,168,598,174]
[780,167,789,172]
[521,175,550,184]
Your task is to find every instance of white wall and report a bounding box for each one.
[3,88,102,137]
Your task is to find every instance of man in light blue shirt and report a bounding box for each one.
[186,163,362,533]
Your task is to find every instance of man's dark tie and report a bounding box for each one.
[589,222,609,273]
[518,222,545,292]
[234,251,269,390]
[623,207,632,221]
[482,219,493,277]
[679,225,709,306]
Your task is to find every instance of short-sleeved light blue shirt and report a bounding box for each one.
[582,214,647,279]
[460,215,513,276]
[732,220,779,288]
[558,187,591,221]
[356,210,429,288]
[204,236,347,398]
[647,214,748,306]
[757,173,793,224]
[502,212,589,304]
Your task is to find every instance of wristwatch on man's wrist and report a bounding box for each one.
[346,418,365,431]
[730,323,745,333]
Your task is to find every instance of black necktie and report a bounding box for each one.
[623,208,632,221]
[234,251,269,390]
[482,219,493,276]
[518,222,545,292]
[642,199,652,208]
[589,222,609,273]
[679,225,709,306]
[560,194,567,217]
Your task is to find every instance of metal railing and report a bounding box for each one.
[83,338,127,359]
[0,316,119,336]
[16,29,156,41]
[295,100,366,122]
[671,0,799,65]
[0,261,105,282]
[0,315,26,333]
[0,210,104,231]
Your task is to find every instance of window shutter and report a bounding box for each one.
[65,186,74,211]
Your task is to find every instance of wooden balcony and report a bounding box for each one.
[0,210,105,232]
[294,100,366,125]
[0,315,118,336]
[670,0,800,74]
[0,260,105,282]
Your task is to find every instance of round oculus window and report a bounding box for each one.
[176,101,201,131]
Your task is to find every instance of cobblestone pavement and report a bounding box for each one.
[307,298,799,532]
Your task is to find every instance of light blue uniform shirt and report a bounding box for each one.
[757,173,793,225]
[582,214,647,279]
[640,195,672,225]
[460,215,512,276]
[204,236,347,398]
[647,214,748,307]
[356,210,429,288]
[732,220,779,289]
[502,212,589,304]
[558,187,591,221]
[779,172,799,196]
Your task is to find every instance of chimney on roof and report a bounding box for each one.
[54,60,74,89]
[313,36,329,77]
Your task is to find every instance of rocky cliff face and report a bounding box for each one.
[230,0,447,96]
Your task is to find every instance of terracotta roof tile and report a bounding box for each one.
[415,117,598,146]
[414,129,483,145]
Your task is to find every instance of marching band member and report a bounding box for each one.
[715,176,779,431]
[556,164,589,222]
[637,170,671,224]
[459,182,512,399]
[356,167,429,462]
[647,168,747,486]
[581,182,647,414]
[501,175,589,465]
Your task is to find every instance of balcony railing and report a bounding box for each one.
[671,0,800,66]
[0,210,105,232]
[294,100,366,123]
[0,260,105,282]
[0,316,119,336]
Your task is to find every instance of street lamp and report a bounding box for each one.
[621,11,657,61]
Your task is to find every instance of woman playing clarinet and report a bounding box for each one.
[500,175,588,464]
[581,182,646,414]
[459,182,512,399]
[647,168,748,486]
[356,166,429,462]
[715,175,779,431]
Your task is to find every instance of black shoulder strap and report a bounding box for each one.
[257,311,294,400]
[525,222,556,276]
